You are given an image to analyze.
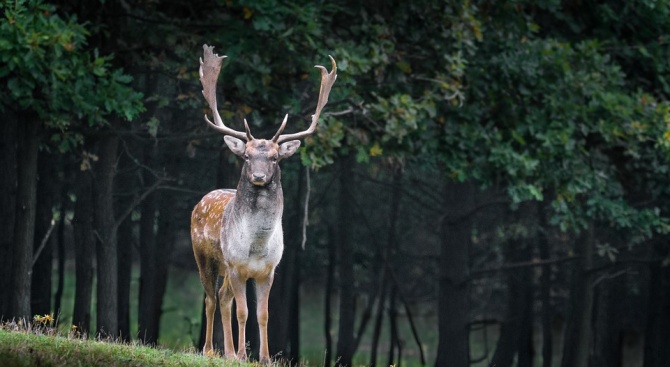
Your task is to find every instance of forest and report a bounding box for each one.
[2,0,670,366]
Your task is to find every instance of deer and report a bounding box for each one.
[191,44,337,364]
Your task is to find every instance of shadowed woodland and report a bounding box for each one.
[3,1,670,366]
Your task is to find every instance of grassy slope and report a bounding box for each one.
[0,329,256,367]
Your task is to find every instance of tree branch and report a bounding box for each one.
[470,256,580,278]
[32,219,56,268]
[114,178,164,230]
[301,168,311,250]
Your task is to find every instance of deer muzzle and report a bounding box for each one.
[251,173,267,186]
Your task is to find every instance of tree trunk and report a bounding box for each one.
[94,133,119,337]
[324,226,336,367]
[369,273,388,367]
[53,186,68,320]
[150,188,176,343]
[138,171,158,344]
[336,154,355,367]
[73,166,95,335]
[288,252,301,363]
[435,181,473,367]
[490,234,534,367]
[560,225,595,367]
[116,138,139,342]
[643,243,670,367]
[592,277,623,367]
[517,243,534,367]
[538,203,553,367]
[11,119,40,321]
[371,167,402,367]
[117,212,133,341]
[387,285,399,367]
[0,114,17,319]
[31,151,57,317]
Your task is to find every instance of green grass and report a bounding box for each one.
[0,327,260,367]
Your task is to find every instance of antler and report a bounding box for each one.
[200,44,251,141]
[273,56,338,143]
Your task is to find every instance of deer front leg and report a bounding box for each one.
[218,275,236,359]
[229,272,249,360]
[256,274,275,364]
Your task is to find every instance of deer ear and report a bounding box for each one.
[224,136,246,156]
[278,140,301,159]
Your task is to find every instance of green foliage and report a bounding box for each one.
[0,0,144,151]
[433,1,670,242]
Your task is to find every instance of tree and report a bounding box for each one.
[0,0,143,323]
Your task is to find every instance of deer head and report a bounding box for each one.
[199,44,337,187]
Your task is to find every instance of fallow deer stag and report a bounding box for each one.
[191,44,337,363]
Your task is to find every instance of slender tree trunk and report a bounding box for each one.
[11,119,40,321]
[116,138,139,342]
[592,277,623,367]
[386,285,399,367]
[94,133,120,337]
[53,186,68,321]
[369,274,388,367]
[147,187,176,341]
[561,225,595,367]
[538,203,553,367]
[117,213,133,341]
[73,167,95,335]
[490,235,534,367]
[31,151,56,317]
[517,249,534,367]
[336,154,355,367]
[435,181,473,367]
[643,244,670,366]
[288,252,300,364]
[0,114,17,319]
[138,171,158,343]
[371,167,402,367]
[643,242,670,367]
[324,226,336,367]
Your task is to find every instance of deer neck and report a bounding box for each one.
[229,168,284,234]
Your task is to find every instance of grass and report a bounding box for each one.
[0,326,260,367]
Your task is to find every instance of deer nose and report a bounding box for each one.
[252,173,266,182]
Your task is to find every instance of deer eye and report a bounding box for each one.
[244,154,249,161]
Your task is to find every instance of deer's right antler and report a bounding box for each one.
[200,44,251,141]
[273,56,338,143]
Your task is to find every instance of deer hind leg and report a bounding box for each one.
[229,271,249,360]
[218,274,236,359]
[255,274,275,364]
[198,266,218,356]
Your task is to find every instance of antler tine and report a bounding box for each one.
[243,119,254,141]
[200,44,250,141]
[271,114,289,142]
[275,56,337,144]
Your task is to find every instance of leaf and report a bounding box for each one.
[147,117,160,138]
[369,142,383,157]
